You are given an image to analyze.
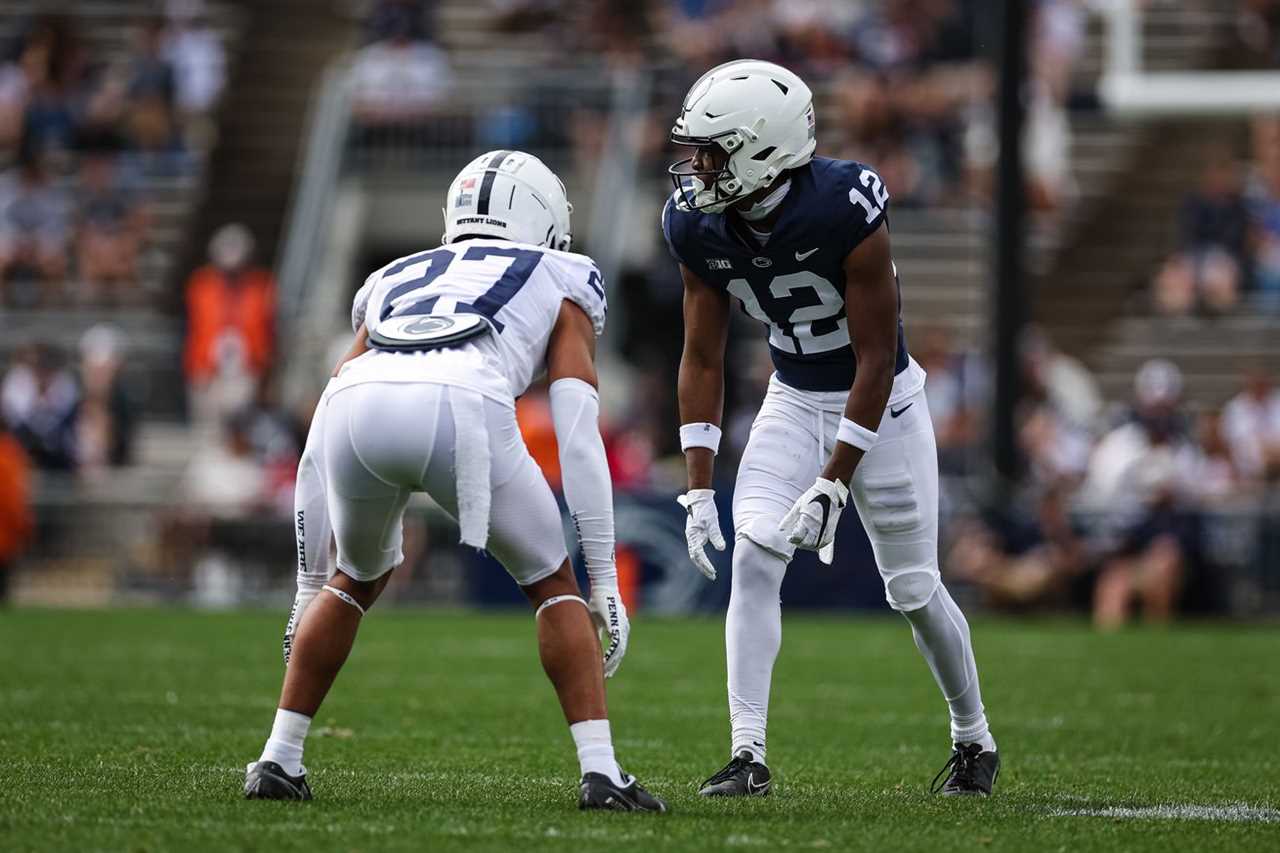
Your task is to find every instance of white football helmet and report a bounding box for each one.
[669,59,817,213]
[442,150,573,250]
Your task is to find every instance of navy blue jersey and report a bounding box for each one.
[663,156,909,392]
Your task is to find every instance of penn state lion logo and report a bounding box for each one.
[369,312,491,351]
[403,316,455,336]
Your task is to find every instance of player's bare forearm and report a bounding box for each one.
[332,327,370,377]
[823,223,899,486]
[679,356,724,489]
[677,264,730,490]
[822,353,893,484]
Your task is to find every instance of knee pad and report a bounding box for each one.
[729,533,789,604]
[884,565,940,612]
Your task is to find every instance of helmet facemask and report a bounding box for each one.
[668,130,752,213]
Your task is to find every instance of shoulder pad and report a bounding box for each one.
[351,272,378,334]
[661,192,694,267]
[811,158,890,258]
[547,250,607,336]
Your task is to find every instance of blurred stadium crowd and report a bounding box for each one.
[1,0,1279,621]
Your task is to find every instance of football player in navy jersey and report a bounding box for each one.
[663,60,999,798]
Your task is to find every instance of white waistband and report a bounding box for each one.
[769,356,927,412]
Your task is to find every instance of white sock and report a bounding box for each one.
[901,584,994,748]
[726,539,787,768]
[570,719,626,786]
[259,708,312,777]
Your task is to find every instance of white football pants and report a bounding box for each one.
[316,380,568,584]
[725,375,991,759]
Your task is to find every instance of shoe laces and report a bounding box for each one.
[703,754,751,786]
[930,743,982,793]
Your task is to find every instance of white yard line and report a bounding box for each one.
[1049,803,1280,824]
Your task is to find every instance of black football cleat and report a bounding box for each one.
[244,760,313,801]
[930,743,1000,796]
[581,768,670,809]
[698,750,772,797]
[579,772,668,812]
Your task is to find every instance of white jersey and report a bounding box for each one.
[338,238,606,405]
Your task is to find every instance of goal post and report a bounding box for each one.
[1099,0,1280,116]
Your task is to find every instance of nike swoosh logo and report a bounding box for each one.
[795,247,819,261]
[890,403,913,419]
[808,492,832,539]
[746,773,770,795]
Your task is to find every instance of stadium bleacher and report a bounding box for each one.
[3,0,1278,617]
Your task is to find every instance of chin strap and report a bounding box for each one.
[738,178,791,221]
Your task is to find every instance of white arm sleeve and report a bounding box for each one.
[549,377,615,584]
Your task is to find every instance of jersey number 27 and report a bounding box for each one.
[379,245,545,333]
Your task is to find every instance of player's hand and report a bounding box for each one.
[780,477,849,565]
[676,489,725,580]
[588,585,629,678]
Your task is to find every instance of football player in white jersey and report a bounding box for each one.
[244,150,666,812]
[663,61,999,796]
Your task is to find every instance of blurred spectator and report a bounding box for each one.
[0,155,71,301]
[181,411,270,518]
[516,384,562,490]
[1194,409,1245,503]
[352,4,453,125]
[0,22,56,150]
[1017,327,1099,485]
[161,0,226,117]
[125,17,183,162]
[1221,367,1280,483]
[1246,116,1280,306]
[1,345,79,470]
[76,324,137,474]
[1023,0,1084,214]
[947,482,1091,611]
[238,384,302,517]
[1019,403,1093,486]
[1082,360,1201,628]
[1153,153,1248,316]
[917,326,985,471]
[367,0,438,43]
[1020,325,1101,431]
[0,419,33,604]
[14,16,84,166]
[491,0,570,36]
[184,224,276,422]
[75,149,148,303]
[1232,0,1280,68]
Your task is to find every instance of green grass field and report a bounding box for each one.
[1,609,1278,851]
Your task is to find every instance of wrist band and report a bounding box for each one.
[836,417,877,452]
[680,422,722,454]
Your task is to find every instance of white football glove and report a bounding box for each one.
[676,489,725,580]
[588,585,629,679]
[779,477,850,565]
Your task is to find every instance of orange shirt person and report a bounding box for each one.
[184,223,275,386]
[0,426,33,603]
